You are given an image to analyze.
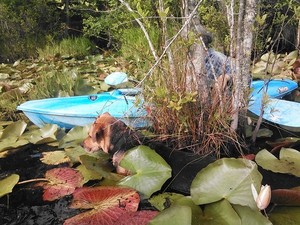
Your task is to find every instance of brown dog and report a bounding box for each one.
[82,112,143,174]
[82,112,216,193]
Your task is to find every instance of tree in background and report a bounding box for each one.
[0,0,61,62]
[70,0,298,154]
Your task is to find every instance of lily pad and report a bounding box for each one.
[38,167,84,201]
[113,210,159,225]
[40,151,71,165]
[29,124,58,144]
[233,205,272,225]
[0,120,27,139]
[59,125,90,148]
[76,164,103,184]
[255,148,300,177]
[191,158,262,210]
[0,174,20,197]
[79,155,123,181]
[269,206,300,225]
[0,136,29,152]
[149,192,185,211]
[64,186,140,225]
[118,145,172,199]
[148,205,192,225]
[200,199,241,225]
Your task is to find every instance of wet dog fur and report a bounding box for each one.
[82,112,216,193]
[82,112,144,174]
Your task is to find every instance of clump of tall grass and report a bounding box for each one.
[29,70,76,99]
[38,36,96,60]
[143,42,243,157]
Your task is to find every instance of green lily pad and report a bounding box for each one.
[59,125,90,148]
[64,145,107,164]
[0,136,29,152]
[149,192,184,211]
[173,196,203,225]
[255,148,300,177]
[76,164,103,184]
[0,174,20,197]
[148,205,192,225]
[118,145,172,199]
[200,199,241,225]
[191,158,262,210]
[79,155,123,181]
[40,151,71,165]
[29,124,58,144]
[0,120,27,139]
[269,206,300,225]
[233,205,272,225]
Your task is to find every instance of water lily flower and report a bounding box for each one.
[251,184,271,210]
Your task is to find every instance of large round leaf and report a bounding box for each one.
[269,206,300,225]
[191,158,262,209]
[59,125,90,148]
[0,120,27,139]
[29,124,58,144]
[148,205,192,225]
[200,199,241,225]
[64,186,140,225]
[118,145,172,199]
[255,148,300,177]
[233,205,272,225]
[0,174,20,197]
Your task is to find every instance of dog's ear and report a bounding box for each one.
[91,123,104,143]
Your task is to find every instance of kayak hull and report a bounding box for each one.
[17,89,150,129]
[17,79,300,130]
[248,79,300,131]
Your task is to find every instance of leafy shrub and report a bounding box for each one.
[0,0,61,62]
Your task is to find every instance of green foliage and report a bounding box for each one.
[254,0,299,55]
[118,145,172,199]
[0,0,61,62]
[255,148,300,177]
[29,70,76,99]
[0,174,20,198]
[191,158,262,210]
[198,0,230,51]
[38,37,97,60]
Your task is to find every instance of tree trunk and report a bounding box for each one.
[183,0,210,103]
[224,0,257,131]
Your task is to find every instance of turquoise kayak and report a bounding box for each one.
[17,79,299,130]
[17,88,150,129]
[248,79,300,131]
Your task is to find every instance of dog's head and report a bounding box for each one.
[82,112,144,175]
[82,112,127,153]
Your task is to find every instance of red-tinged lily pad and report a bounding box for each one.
[271,188,300,206]
[39,167,84,201]
[64,186,140,225]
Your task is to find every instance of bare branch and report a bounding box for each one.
[118,0,158,61]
